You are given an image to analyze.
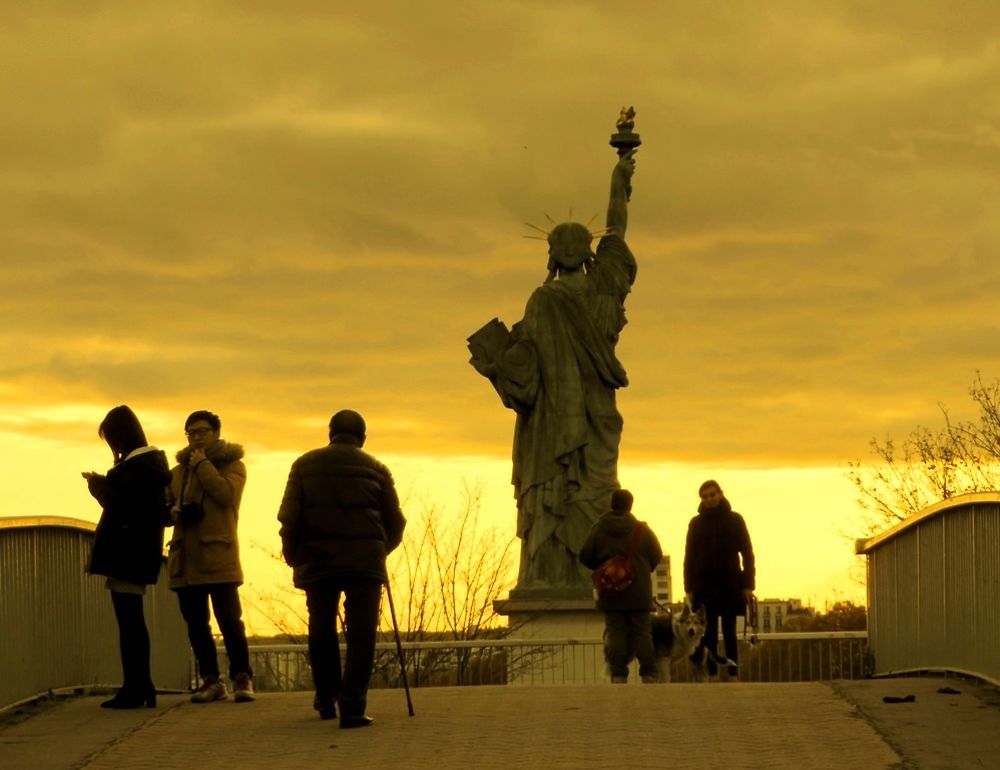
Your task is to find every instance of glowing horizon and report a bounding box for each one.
[2,425,868,635]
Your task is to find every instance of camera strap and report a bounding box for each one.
[179,463,206,508]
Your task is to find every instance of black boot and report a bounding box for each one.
[108,592,156,709]
[102,686,156,709]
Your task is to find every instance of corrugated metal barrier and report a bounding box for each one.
[0,516,190,710]
[856,492,1000,685]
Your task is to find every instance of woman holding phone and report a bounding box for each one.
[83,405,171,708]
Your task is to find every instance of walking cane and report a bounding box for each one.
[384,581,415,717]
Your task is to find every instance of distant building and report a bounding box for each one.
[653,555,671,607]
[753,598,812,633]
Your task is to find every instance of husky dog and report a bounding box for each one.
[650,601,707,682]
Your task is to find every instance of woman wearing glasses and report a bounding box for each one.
[166,410,255,703]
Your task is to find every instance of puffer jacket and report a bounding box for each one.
[87,446,171,585]
[165,440,246,589]
[579,510,663,611]
[277,438,406,588]
[683,500,755,614]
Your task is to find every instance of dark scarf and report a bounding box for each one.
[698,497,732,515]
[176,439,245,468]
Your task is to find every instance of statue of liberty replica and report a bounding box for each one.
[469,108,641,601]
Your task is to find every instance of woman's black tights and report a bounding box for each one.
[111,591,152,692]
[703,607,739,677]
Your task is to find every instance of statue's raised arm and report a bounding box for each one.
[605,150,636,240]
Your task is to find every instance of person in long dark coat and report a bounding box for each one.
[683,479,755,680]
[83,405,171,709]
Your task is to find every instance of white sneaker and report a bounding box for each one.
[232,673,255,702]
[191,676,228,703]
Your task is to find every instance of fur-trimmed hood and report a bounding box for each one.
[175,440,245,468]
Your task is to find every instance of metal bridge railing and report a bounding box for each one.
[0,517,190,711]
[857,493,1000,686]
[208,632,870,691]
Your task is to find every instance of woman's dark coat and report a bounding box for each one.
[579,510,663,611]
[87,447,171,585]
[683,501,755,615]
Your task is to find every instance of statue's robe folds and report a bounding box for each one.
[493,234,637,591]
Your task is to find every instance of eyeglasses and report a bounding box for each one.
[185,427,214,439]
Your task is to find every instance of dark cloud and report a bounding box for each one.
[3,1,999,465]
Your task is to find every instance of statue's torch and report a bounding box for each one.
[610,106,641,201]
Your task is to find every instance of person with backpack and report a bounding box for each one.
[579,489,663,683]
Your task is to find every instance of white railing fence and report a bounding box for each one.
[206,632,870,691]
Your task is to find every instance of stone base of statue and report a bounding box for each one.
[494,586,607,685]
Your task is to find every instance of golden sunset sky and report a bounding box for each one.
[4,2,999,623]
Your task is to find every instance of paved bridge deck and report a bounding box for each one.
[2,677,998,769]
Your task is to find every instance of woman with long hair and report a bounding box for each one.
[83,405,171,708]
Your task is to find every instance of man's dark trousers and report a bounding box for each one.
[176,583,253,680]
[306,576,382,717]
[604,609,656,680]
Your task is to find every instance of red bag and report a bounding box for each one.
[591,523,645,600]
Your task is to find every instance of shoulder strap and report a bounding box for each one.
[625,521,645,557]
[178,465,206,506]
[179,466,190,505]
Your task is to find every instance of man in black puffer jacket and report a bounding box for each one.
[278,409,406,728]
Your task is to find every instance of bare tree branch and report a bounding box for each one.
[847,372,1000,536]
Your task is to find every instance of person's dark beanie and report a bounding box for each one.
[611,489,633,513]
[329,409,366,440]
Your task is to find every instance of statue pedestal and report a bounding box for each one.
[495,588,607,684]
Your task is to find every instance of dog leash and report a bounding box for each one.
[743,593,759,645]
